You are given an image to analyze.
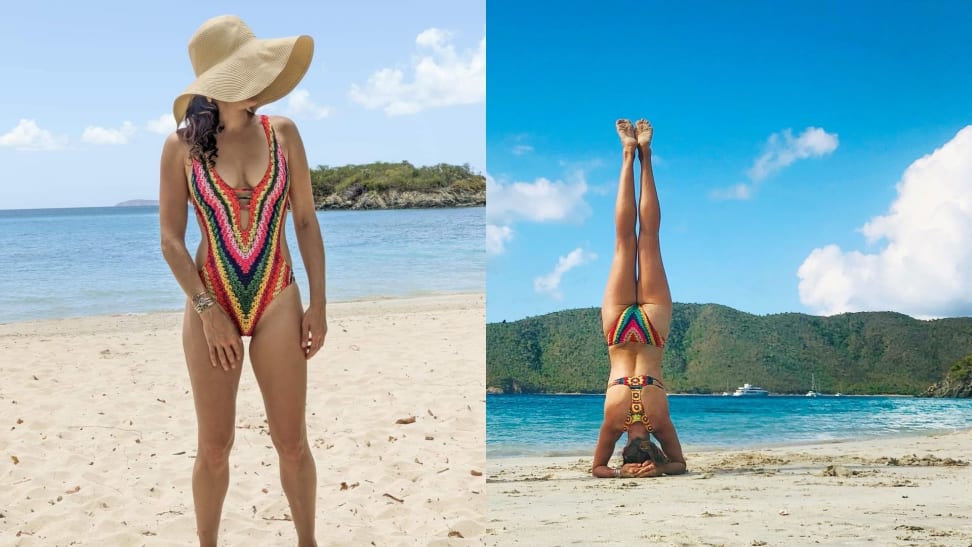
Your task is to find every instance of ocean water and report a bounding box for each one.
[0,206,484,323]
[486,394,972,458]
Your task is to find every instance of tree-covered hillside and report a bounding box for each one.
[486,304,972,395]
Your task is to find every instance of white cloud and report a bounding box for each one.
[714,126,839,200]
[349,28,485,116]
[512,144,534,156]
[710,183,752,201]
[146,114,176,135]
[287,89,331,119]
[748,127,839,181]
[0,119,68,151]
[81,121,136,145]
[486,172,590,255]
[534,248,598,299]
[486,224,514,255]
[797,125,972,318]
[487,174,589,225]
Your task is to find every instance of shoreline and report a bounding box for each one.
[487,391,921,397]
[487,428,972,546]
[488,425,972,461]
[0,290,483,327]
[0,204,486,213]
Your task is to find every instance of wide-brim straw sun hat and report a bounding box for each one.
[172,15,314,124]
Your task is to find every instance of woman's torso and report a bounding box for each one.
[603,302,671,380]
[184,114,294,270]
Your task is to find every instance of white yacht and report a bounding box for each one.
[732,383,769,397]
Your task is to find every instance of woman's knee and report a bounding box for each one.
[272,431,310,463]
[197,434,234,467]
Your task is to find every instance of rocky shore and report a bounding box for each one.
[315,187,485,210]
[923,355,972,398]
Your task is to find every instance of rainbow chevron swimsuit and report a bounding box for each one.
[607,304,665,347]
[608,375,665,432]
[188,115,294,336]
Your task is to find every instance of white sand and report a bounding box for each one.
[0,293,485,546]
[487,430,972,546]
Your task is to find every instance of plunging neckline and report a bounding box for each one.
[206,116,274,233]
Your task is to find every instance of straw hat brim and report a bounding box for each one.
[172,34,313,125]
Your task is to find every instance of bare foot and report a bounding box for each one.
[635,119,653,151]
[616,119,637,152]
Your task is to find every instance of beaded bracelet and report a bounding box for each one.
[191,291,217,314]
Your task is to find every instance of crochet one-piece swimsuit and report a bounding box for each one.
[188,115,294,336]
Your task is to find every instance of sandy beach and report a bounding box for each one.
[0,293,485,546]
[487,430,972,546]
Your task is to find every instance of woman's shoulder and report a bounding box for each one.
[265,114,299,134]
[161,129,191,163]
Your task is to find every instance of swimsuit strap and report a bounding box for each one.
[611,375,662,432]
[609,375,666,391]
[625,387,654,432]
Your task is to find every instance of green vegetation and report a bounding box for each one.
[309,161,484,200]
[922,353,972,397]
[486,304,972,395]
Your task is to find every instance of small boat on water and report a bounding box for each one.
[806,374,818,397]
[732,383,769,397]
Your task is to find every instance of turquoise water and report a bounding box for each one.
[486,394,972,458]
[0,206,484,323]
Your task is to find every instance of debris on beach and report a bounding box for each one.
[395,416,416,425]
[383,493,405,503]
[879,454,968,467]
[778,509,789,516]
[821,464,858,477]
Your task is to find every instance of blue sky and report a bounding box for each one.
[487,1,972,321]
[0,0,484,210]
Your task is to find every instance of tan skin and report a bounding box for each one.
[159,98,325,547]
[591,119,687,479]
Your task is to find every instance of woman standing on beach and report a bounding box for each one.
[591,119,687,479]
[159,16,325,546]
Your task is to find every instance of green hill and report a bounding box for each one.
[486,304,972,395]
[309,161,485,209]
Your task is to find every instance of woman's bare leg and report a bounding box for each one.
[183,306,243,547]
[249,285,318,547]
[601,119,640,338]
[634,119,672,338]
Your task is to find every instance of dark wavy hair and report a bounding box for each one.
[182,95,222,166]
[622,435,669,465]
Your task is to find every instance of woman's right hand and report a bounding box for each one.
[199,306,243,371]
[620,462,657,478]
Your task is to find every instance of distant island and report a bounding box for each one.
[486,304,972,397]
[310,161,484,210]
[117,161,485,210]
